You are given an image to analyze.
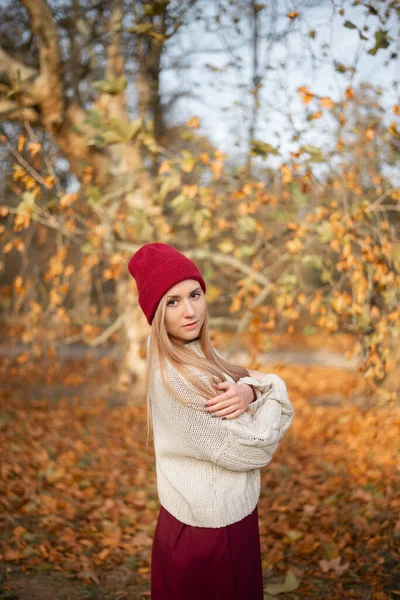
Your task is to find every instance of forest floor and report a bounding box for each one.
[0,329,399,600]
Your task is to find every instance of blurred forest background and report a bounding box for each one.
[0,1,399,599]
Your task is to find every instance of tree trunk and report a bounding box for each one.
[115,279,150,397]
[0,0,164,400]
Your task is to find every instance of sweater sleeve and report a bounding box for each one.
[153,363,294,473]
[217,373,294,470]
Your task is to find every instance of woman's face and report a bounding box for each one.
[164,279,206,344]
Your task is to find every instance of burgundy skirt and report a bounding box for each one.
[151,504,263,600]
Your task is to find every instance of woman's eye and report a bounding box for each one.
[167,292,200,307]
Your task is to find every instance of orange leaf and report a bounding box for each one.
[158,159,171,175]
[287,11,299,19]
[297,86,314,104]
[229,296,241,313]
[365,127,374,140]
[186,116,200,129]
[344,86,354,100]
[28,141,41,157]
[18,135,27,152]
[320,97,334,109]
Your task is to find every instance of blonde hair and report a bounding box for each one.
[144,289,249,448]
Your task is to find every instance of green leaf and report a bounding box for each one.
[181,150,196,173]
[301,145,324,162]
[170,193,189,211]
[334,61,347,73]
[129,23,154,35]
[237,215,257,233]
[302,325,316,335]
[343,20,357,29]
[315,222,334,243]
[301,254,323,270]
[83,109,105,129]
[250,140,280,158]
[92,75,127,95]
[205,63,227,73]
[356,309,372,333]
[143,0,168,16]
[109,117,143,143]
[17,191,36,213]
[368,30,390,56]
[238,244,256,258]
[159,172,181,201]
[86,185,102,206]
[101,130,125,145]
[87,135,107,148]
[286,530,303,541]
[280,273,298,289]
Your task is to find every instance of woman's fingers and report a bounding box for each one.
[222,409,244,420]
[207,402,244,418]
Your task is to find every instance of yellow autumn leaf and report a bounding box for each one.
[205,286,221,303]
[218,240,235,253]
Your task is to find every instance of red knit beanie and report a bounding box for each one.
[127,243,207,325]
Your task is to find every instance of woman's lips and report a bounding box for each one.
[183,321,198,329]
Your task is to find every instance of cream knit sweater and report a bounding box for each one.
[149,338,294,528]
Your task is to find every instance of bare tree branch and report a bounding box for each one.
[0,46,41,122]
[0,99,39,122]
[20,0,64,128]
[0,46,37,84]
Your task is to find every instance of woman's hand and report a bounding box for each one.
[205,381,255,420]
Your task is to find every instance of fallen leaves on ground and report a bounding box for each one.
[0,352,399,599]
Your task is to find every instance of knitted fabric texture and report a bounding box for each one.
[149,338,294,528]
[127,243,206,325]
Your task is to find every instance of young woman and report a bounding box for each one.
[128,242,294,600]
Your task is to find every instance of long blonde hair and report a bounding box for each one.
[144,290,250,447]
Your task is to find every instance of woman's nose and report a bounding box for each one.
[183,300,195,316]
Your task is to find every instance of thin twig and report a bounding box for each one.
[5,136,53,190]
